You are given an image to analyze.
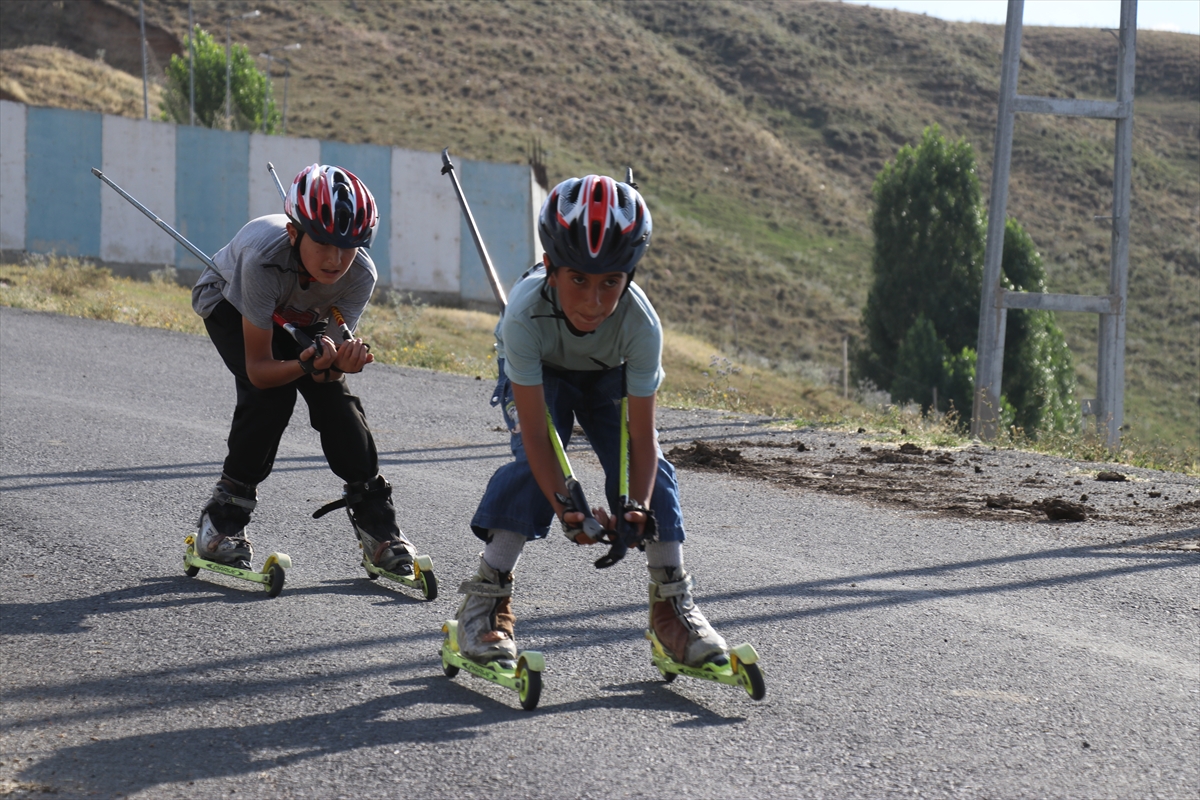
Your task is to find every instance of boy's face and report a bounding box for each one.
[545,258,629,333]
[287,223,358,285]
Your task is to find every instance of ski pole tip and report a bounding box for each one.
[91,167,102,178]
[441,148,452,166]
[267,161,275,172]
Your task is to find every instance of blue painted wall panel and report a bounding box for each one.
[175,126,249,269]
[320,141,391,285]
[26,108,102,256]
[458,159,534,304]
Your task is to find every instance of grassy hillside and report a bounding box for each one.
[4,0,1196,449]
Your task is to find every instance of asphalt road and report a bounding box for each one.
[2,307,1197,799]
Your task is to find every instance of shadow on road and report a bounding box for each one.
[0,573,434,638]
[10,669,753,797]
[704,529,1200,629]
[5,532,1194,795]
[0,455,335,492]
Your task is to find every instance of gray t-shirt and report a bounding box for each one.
[191,215,376,331]
[497,266,664,397]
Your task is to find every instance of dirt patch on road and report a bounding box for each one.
[667,435,1200,551]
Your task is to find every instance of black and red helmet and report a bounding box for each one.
[285,164,378,249]
[538,175,651,274]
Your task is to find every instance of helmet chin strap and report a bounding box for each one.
[290,230,313,289]
[620,268,636,301]
[535,264,635,337]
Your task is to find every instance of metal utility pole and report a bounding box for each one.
[139,0,149,119]
[187,1,195,126]
[258,44,301,134]
[281,59,291,135]
[225,10,261,130]
[972,0,1136,448]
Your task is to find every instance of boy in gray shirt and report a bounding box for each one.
[191,164,418,575]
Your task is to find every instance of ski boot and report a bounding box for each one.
[184,480,291,598]
[313,475,436,600]
[440,556,544,710]
[645,567,764,700]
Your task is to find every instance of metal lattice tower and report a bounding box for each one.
[971,0,1137,447]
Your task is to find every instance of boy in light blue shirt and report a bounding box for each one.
[456,174,731,671]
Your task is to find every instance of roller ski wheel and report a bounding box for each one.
[361,550,438,601]
[646,630,766,701]
[440,620,545,711]
[183,534,292,599]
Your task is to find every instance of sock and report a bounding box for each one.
[644,540,683,570]
[483,529,526,573]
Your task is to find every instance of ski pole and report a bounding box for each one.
[267,161,287,202]
[271,311,322,357]
[330,306,355,343]
[441,147,603,543]
[91,167,218,272]
[92,167,319,356]
[440,148,508,309]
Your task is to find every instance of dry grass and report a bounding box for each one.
[3,257,1193,474]
[0,45,163,117]
[0,257,200,332]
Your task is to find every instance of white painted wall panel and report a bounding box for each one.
[531,172,548,263]
[100,115,176,264]
[391,148,459,293]
[0,101,27,251]
[248,133,320,221]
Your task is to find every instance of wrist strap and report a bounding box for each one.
[298,357,315,375]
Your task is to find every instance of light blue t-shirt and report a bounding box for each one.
[496,266,664,397]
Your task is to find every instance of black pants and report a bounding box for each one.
[204,299,379,487]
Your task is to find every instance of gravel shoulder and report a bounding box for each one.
[647,412,1199,551]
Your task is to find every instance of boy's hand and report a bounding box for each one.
[299,335,338,371]
[560,509,597,544]
[592,506,648,540]
[331,337,374,374]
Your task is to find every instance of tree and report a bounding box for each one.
[858,125,984,391]
[858,126,1077,436]
[160,26,279,132]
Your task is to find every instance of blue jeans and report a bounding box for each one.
[470,360,685,543]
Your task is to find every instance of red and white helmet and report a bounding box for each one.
[284,164,377,249]
[538,175,651,274]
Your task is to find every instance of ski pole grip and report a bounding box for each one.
[330,306,355,343]
[566,479,605,541]
[272,312,321,356]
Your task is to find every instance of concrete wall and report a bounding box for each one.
[0,102,26,252]
[100,116,175,266]
[392,148,460,298]
[0,100,541,303]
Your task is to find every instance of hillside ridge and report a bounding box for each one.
[3,0,1196,448]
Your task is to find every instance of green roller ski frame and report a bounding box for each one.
[440,620,545,711]
[647,630,766,700]
[361,550,438,601]
[183,534,292,598]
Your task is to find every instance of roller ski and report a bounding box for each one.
[439,557,545,710]
[185,481,291,598]
[645,567,765,701]
[312,475,437,601]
